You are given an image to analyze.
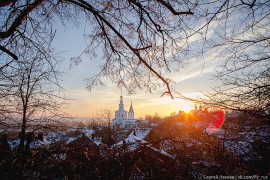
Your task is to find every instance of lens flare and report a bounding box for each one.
[207,110,225,133]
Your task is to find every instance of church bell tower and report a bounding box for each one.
[128,102,134,119]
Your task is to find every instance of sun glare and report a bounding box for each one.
[207,110,225,133]
[181,101,193,113]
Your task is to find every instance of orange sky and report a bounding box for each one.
[64,84,204,119]
[55,20,216,120]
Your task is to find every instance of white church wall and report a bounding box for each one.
[112,96,137,129]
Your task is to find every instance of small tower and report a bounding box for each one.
[199,105,203,111]
[114,95,127,121]
[119,95,124,110]
[128,102,134,119]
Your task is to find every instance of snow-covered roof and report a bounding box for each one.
[133,128,151,140]
[114,128,151,146]
[93,137,102,146]
[79,129,94,138]
[113,129,174,159]
[29,140,46,149]
[66,137,77,144]
[8,139,20,149]
[210,124,270,160]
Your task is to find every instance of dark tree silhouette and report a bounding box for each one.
[1,1,270,179]
[0,46,69,154]
[1,1,269,108]
[0,0,198,98]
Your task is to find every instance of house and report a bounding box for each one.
[111,128,178,178]
[66,134,99,162]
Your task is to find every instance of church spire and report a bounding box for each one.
[128,101,134,119]
[119,95,124,110]
[129,101,134,112]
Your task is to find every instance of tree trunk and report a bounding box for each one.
[18,107,27,155]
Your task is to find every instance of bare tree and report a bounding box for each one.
[193,1,269,110]
[0,0,268,155]
[0,47,69,154]
[89,108,116,146]
[1,2,269,178]
[0,0,199,98]
[1,1,269,108]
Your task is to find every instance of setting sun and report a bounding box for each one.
[181,101,193,113]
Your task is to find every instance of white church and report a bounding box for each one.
[112,95,137,128]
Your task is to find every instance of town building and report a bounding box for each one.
[112,96,137,128]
